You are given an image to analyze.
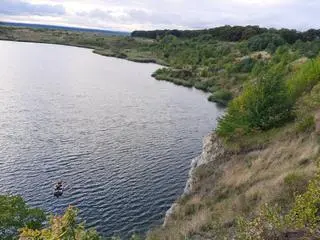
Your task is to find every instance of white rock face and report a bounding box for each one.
[185,133,226,193]
[163,133,226,226]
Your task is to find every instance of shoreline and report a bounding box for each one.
[0,38,168,66]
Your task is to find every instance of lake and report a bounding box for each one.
[0,40,224,238]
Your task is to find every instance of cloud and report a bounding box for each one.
[0,0,319,31]
[0,0,65,16]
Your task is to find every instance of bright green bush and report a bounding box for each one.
[217,72,292,138]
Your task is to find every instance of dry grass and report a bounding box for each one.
[148,129,319,240]
[217,132,318,221]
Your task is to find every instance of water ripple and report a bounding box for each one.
[0,41,224,239]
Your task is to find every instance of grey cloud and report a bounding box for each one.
[77,9,114,21]
[1,0,320,31]
[0,0,65,16]
[77,8,182,26]
[127,9,182,25]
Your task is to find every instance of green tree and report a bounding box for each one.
[0,195,46,240]
[20,206,100,240]
[217,71,292,138]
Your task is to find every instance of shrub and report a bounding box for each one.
[208,89,233,105]
[0,195,46,240]
[217,72,293,138]
[20,206,101,240]
[287,58,320,100]
[248,33,285,52]
[295,115,315,132]
[275,173,310,209]
[194,81,210,91]
[235,57,255,73]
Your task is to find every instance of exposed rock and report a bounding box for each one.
[184,133,227,194]
[163,133,228,227]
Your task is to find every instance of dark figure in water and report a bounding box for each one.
[54,181,64,198]
[55,181,63,190]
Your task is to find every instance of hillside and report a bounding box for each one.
[1,25,320,239]
[146,40,320,239]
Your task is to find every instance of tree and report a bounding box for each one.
[245,73,292,130]
[248,33,285,52]
[20,206,100,240]
[0,195,46,240]
[217,71,293,138]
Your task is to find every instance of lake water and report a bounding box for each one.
[0,41,223,238]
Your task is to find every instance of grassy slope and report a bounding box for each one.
[148,129,319,239]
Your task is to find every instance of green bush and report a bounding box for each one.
[0,195,46,240]
[208,89,233,105]
[235,57,255,73]
[20,206,101,240]
[275,173,310,209]
[217,72,293,138]
[287,58,320,100]
[248,33,285,52]
[295,115,315,132]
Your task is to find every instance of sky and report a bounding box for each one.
[0,0,319,32]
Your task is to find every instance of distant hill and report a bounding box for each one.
[0,21,129,36]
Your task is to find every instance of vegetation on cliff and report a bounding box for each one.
[147,32,320,240]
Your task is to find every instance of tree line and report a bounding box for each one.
[132,25,320,44]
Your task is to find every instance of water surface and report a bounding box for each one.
[0,40,223,238]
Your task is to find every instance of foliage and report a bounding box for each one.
[132,26,320,44]
[208,89,233,106]
[217,71,292,138]
[287,58,320,100]
[284,167,320,232]
[20,206,101,240]
[0,195,46,240]
[247,33,285,52]
[235,57,256,73]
